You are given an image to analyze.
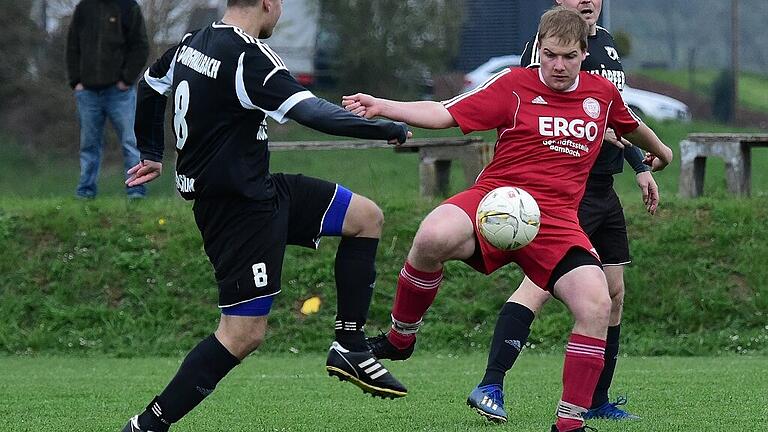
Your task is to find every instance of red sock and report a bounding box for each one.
[555,334,606,432]
[387,261,442,349]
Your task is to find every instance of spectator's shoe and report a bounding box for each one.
[325,341,407,398]
[121,416,149,432]
[466,384,507,423]
[366,332,415,361]
[549,425,598,432]
[583,396,640,420]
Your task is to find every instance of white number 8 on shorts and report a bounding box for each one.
[252,263,268,288]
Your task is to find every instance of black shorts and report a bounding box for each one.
[578,174,630,266]
[192,174,348,308]
[546,247,603,290]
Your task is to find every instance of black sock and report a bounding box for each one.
[592,324,621,408]
[138,334,240,431]
[479,302,535,387]
[333,236,378,351]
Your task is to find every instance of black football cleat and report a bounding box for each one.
[366,332,415,361]
[121,416,148,432]
[326,341,407,398]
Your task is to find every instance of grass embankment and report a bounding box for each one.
[1,120,767,356]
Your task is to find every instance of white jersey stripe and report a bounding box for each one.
[263,66,289,86]
[144,56,176,96]
[264,90,315,124]
[235,52,259,110]
[256,40,285,69]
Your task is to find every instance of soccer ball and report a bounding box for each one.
[476,187,540,250]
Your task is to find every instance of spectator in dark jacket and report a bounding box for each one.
[66,0,149,199]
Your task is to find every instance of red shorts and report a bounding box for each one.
[443,186,600,290]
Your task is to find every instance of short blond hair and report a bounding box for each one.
[537,6,589,51]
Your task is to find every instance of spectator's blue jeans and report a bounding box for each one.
[74,85,145,198]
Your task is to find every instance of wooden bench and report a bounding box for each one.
[270,137,492,198]
[679,133,768,198]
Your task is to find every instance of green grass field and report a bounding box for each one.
[2,119,767,431]
[2,354,766,431]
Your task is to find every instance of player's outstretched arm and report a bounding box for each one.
[342,93,457,129]
[623,123,673,172]
[287,97,411,145]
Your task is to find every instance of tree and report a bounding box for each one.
[0,0,43,102]
[320,0,464,98]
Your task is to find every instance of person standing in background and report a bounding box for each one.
[66,0,149,199]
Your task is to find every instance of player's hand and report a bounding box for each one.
[116,81,131,91]
[126,160,163,187]
[388,130,413,146]
[604,128,632,149]
[643,152,668,172]
[74,83,84,91]
[636,171,659,215]
[604,128,623,148]
[342,93,381,119]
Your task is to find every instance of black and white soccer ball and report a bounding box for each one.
[476,186,540,251]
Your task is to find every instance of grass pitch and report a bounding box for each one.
[2,354,766,431]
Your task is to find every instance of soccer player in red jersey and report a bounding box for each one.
[343,7,672,432]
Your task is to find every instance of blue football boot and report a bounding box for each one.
[467,384,507,423]
[583,396,640,420]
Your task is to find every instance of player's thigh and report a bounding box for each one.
[193,196,287,310]
[508,276,552,312]
[551,249,610,322]
[274,173,356,247]
[411,203,476,262]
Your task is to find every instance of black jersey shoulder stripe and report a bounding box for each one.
[255,40,286,69]
[212,22,256,44]
[144,50,180,96]
[529,33,541,67]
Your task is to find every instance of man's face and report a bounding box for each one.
[259,0,283,39]
[556,0,602,28]
[538,37,586,91]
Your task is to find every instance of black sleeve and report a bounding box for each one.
[624,145,650,174]
[134,43,180,162]
[287,97,408,144]
[520,35,537,67]
[135,78,168,162]
[121,3,149,85]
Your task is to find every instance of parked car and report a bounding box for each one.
[462,55,521,92]
[622,84,691,122]
[462,55,691,122]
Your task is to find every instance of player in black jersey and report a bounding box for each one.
[120,1,410,431]
[463,0,654,425]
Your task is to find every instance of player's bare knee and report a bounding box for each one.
[344,195,383,237]
[411,224,452,263]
